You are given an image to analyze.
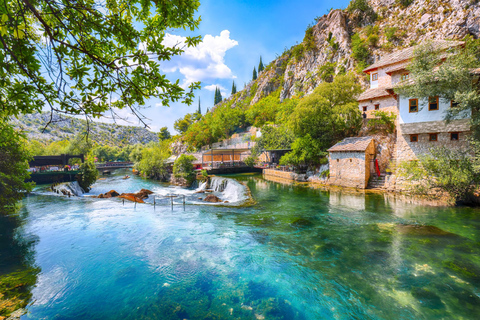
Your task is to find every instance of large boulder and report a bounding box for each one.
[204,194,222,203]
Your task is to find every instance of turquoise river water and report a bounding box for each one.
[2,170,480,319]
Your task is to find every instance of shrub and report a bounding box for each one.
[351,33,370,64]
[303,27,316,52]
[396,0,414,7]
[77,155,99,191]
[173,154,196,185]
[397,147,478,203]
[367,111,397,133]
[291,44,305,61]
[385,27,398,42]
[244,156,256,167]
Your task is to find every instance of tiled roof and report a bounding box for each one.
[357,87,391,101]
[328,137,373,152]
[363,40,464,73]
[472,67,480,75]
[385,65,407,74]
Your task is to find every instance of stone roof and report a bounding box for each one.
[328,137,373,152]
[357,87,391,101]
[400,119,470,134]
[363,40,464,73]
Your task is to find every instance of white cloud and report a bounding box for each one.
[160,30,238,86]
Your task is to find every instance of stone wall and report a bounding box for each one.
[263,169,307,182]
[359,96,398,119]
[396,120,471,162]
[328,141,375,189]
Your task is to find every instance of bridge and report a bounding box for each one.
[95,161,134,170]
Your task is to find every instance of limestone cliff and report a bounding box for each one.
[214,0,480,110]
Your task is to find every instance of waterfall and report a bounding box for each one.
[207,177,248,203]
[52,181,85,197]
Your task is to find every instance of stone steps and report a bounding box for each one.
[368,175,387,189]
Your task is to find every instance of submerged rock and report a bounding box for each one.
[290,218,314,228]
[204,194,222,203]
[396,225,457,237]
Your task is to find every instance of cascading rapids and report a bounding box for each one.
[197,177,248,204]
[51,181,85,197]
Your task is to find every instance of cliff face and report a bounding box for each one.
[218,0,480,109]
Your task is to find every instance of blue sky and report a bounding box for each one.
[110,0,351,134]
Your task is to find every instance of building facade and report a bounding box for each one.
[358,40,471,162]
[328,137,375,189]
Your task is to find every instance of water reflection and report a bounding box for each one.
[0,207,39,318]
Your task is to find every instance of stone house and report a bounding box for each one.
[327,137,375,189]
[358,40,472,162]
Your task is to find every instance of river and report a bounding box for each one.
[1,170,480,319]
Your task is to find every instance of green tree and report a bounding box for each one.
[174,113,193,134]
[253,125,295,155]
[214,87,223,105]
[77,155,98,192]
[258,56,264,73]
[173,154,196,185]
[0,120,33,208]
[280,134,326,168]
[252,66,257,80]
[0,0,201,121]
[231,81,237,95]
[134,141,171,181]
[289,73,363,149]
[158,127,171,141]
[197,98,202,114]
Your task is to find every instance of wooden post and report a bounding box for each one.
[154,196,156,209]
[232,149,234,166]
[211,148,214,169]
[171,196,173,209]
[123,198,125,206]
[134,199,137,208]
[183,195,186,210]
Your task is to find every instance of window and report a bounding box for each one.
[428,96,439,111]
[410,134,418,142]
[409,99,418,113]
[429,133,438,141]
[451,100,460,108]
[451,132,459,141]
[374,104,380,110]
[362,106,367,112]
[401,73,409,81]
[372,73,378,81]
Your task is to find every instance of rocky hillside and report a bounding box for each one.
[12,113,159,145]
[218,0,480,109]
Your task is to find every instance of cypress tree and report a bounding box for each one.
[197,97,201,114]
[253,67,257,80]
[258,56,264,73]
[214,87,219,105]
[231,81,237,95]
[214,87,223,105]
[218,87,223,103]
